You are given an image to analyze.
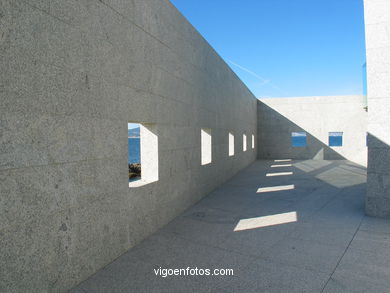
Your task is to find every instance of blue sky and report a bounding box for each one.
[128,123,139,130]
[170,0,367,98]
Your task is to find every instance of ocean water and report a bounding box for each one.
[292,136,307,147]
[329,136,342,147]
[128,138,140,164]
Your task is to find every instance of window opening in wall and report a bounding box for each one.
[251,134,255,149]
[243,133,247,151]
[128,122,159,187]
[128,123,141,181]
[229,132,235,156]
[201,128,212,165]
[329,132,343,147]
[291,132,307,147]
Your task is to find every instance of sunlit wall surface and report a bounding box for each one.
[362,62,367,109]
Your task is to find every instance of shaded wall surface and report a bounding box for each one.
[257,96,367,166]
[364,0,390,217]
[0,0,257,291]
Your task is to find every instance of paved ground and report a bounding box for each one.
[70,160,390,293]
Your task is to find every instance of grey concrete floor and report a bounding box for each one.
[70,160,390,293]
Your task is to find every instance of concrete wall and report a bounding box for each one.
[257,96,367,166]
[0,0,257,291]
[364,0,390,217]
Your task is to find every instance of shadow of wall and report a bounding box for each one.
[257,101,346,161]
[366,133,390,217]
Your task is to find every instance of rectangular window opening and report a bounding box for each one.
[201,128,212,165]
[329,132,343,147]
[243,133,247,151]
[229,132,235,156]
[128,122,159,187]
[292,132,307,147]
[251,134,255,149]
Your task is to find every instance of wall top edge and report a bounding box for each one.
[258,95,365,104]
[259,95,364,100]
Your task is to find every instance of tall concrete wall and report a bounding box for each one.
[257,96,367,166]
[0,0,257,291]
[364,0,390,217]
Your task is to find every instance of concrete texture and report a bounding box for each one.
[68,159,390,293]
[0,0,257,291]
[2,0,388,291]
[257,96,368,166]
[364,0,390,217]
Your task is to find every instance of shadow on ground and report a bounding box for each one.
[258,102,350,161]
[69,159,390,293]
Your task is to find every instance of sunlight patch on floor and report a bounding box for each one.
[257,184,295,193]
[266,172,293,177]
[271,164,292,168]
[294,160,332,173]
[234,211,297,231]
[315,167,367,188]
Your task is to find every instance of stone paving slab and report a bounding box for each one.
[70,160,390,293]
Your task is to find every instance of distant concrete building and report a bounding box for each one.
[0,0,388,292]
[257,95,367,167]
